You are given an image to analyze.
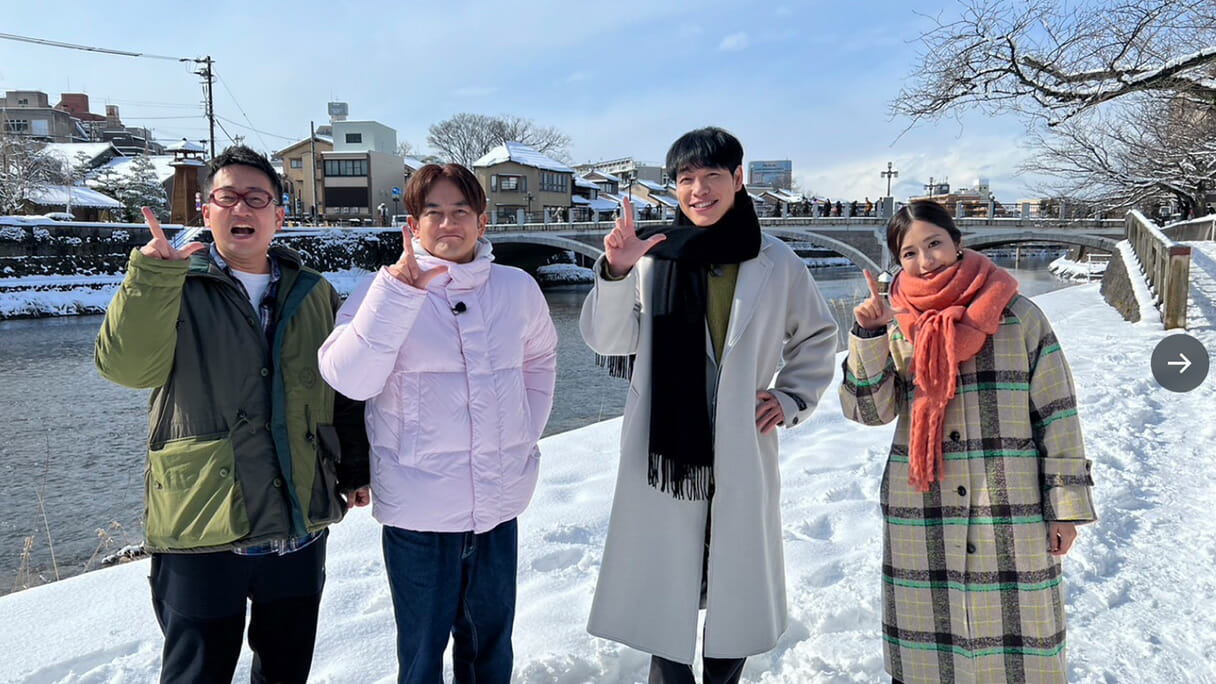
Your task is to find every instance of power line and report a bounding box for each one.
[0,32,191,62]
[0,32,218,157]
[215,115,295,142]
[215,73,269,152]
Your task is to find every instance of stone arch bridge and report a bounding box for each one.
[486,217,1123,273]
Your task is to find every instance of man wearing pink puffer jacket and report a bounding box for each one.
[318,163,558,684]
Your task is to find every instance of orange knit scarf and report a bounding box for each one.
[888,249,1019,491]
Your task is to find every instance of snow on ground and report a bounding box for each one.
[3,270,1216,682]
[1049,255,1108,281]
[536,263,595,285]
[0,269,374,319]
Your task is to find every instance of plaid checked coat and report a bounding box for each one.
[840,294,1096,684]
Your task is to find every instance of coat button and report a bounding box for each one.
[260,368,270,377]
[273,478,283,488]
[265,422,272,431]
[219,468,230,477]
[957,485,967,496]
[966,542,977,554]
[791,416,799,426]
[950,430,961,442]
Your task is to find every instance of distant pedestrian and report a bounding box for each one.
[834,200,842,217]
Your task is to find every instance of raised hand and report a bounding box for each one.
[387,233,448,290]
[604,198,666,278]
[138,206,206,261]
[853,269,898,330]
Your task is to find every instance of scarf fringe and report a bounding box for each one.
[594,353,634,380]
[648,453,713,500]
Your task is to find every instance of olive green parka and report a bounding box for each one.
[96,246,368,553]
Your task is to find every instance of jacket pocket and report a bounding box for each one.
[145,435,250,549]
[309,424,346,526]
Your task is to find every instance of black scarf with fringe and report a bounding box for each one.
[604,189,761,499]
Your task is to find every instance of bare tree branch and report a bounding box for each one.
[894,1,1216,125]
[426,113,572,167]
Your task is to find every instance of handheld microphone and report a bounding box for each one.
[451,301,467,315]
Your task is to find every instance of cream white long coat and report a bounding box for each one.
[580,234,838,663]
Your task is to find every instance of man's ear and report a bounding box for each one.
[732,166,744,191]
[478,213,488,235]
[202,202,211,227]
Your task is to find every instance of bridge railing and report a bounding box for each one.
[1160,214,1216,242]
[1126,210,1191,329]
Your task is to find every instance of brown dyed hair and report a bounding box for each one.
[886,199,963,258]
[403,163,487,217]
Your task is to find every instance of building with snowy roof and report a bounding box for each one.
[474,142,574,224]
[23,184,124,221]
[574,157,665,186]
[581,169,621,195]
[38,142,122,176]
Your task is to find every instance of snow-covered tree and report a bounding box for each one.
[88,156,167,222]
[0,133,64,214]
[1022,96,1216,216]
[120,155,169,222]
[894,1,1216,125]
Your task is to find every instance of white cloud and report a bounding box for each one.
[718,32,749,52]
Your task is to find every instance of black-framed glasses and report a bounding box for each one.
[209,188,277,209]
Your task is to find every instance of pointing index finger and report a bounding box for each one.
[142,206,166,243]
[863,269,882,299]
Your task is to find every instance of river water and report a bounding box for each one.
[0,253,1077,594]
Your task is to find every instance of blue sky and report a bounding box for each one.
[0,0,1043,202]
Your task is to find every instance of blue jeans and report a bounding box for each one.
[382,519,518,684]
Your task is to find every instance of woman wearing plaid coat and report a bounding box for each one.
[840,200,1096,684]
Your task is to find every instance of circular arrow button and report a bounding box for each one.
[1151,334,1209,392]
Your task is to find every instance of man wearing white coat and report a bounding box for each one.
[581,127,838,683]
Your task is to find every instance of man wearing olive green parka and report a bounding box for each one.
[95,145,369,684]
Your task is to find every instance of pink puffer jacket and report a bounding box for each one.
[318,239,557,533]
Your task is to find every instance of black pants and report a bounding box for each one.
[149,533,327,683]
[648,655,746,684]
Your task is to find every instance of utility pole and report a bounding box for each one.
[924,177,936,197]
[194,56,215,158]
[881,161,898,197]
[310,121,318,224]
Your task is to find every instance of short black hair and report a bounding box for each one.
[206,145,283,201]
[886,200,963,258]
[665,127,744,180]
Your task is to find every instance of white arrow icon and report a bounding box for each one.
[1167,353,1193,374]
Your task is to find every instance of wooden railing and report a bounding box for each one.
[1126,210,1191,329]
